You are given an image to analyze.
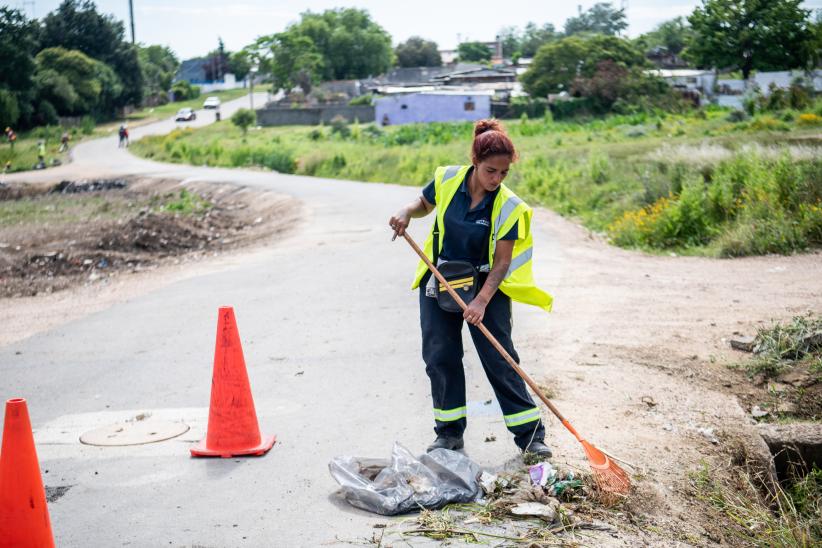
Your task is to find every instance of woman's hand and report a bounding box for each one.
[389,208,411,240]
[463,296,488,326]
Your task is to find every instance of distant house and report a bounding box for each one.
[175,57,245,93]
[646,46,689,69]
[364,64,483,90]
[375,90,493,126]
[432,67,516,86]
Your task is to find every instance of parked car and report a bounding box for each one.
[203,96,221,109]
[175,108,196,121]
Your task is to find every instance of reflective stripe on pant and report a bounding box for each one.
[420,272,545,448]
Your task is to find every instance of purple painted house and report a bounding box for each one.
[375,91,493,126]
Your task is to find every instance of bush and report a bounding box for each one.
[231,108,256,135]
[726,110,748,123]
[329,115,350,138]
[797,113,822,126]
[171,80,200,101]
[80,115,95,135]
[348,93,375,106]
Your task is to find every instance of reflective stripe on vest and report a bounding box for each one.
[494,195,523,241]
[506,246,533,279]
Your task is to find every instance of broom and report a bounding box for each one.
[401,232,631,496]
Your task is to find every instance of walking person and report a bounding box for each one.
[36,139,46,169]
[59,131,70,152]
[389,119,554,457]
[5,127,16,151]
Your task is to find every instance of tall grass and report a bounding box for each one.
[130,104,822,257]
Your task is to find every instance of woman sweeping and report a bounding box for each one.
[389,119,554,457]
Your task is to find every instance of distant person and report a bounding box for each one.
[36,140,46,169]
[118,125,129,148]
[59,131,70,152]
[215,107,221,122]
[382,114,390,126]
[5,127,16,150]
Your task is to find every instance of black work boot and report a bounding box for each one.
[522,440,553,459]
[426,435,464,452]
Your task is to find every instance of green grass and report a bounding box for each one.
[690,461,821,547]
[129,104,822,257]
[740,313,822,379]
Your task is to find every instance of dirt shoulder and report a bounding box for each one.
[0,177,301,346]
[531,207,821,544]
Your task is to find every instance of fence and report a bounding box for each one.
[256,105,374,126]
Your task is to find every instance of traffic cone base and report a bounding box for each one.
[190,434,276,458]
[190,306,276,458]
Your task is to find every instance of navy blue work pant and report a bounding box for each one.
[419,273,545,449]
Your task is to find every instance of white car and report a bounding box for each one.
[175,108,196,121]
[203,96,221,109]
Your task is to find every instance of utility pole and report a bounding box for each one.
[128,0,135,44]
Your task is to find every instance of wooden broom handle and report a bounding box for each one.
[402,232,569,425]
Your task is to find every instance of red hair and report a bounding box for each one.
[471,119,518,164]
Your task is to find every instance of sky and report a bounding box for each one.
[9,0,822,60]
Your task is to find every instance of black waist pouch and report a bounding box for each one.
[436,260,478,313]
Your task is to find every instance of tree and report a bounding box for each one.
[0,7,39,127]
[139,45,179,105]
[635,17,693,56]
[228,50,251,81]
[688,0,816,80]
[498,26,520,58]
[457,41,492,62]
[35,48,99,114]
[231,108,256,135]
[520,22,558,57]
[40,0,143,106]
[267,31,324,93]
[256,8,393,91]
[395,36,441,67]
[204,38,230,82]
[571,60,673,112]
[564,3,628,36]
[521,34,647,97]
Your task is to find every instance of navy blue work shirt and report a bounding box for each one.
[422,166,518,267]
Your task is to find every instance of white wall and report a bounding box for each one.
[375,93,491,126]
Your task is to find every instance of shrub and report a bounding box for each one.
[348,93,375,106]
[797,113,822,126]
[329,115,350,138]
[231,108,256,135]
[726,110,748,123]
[80,115,95,135]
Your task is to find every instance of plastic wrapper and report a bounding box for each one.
[328,442,482,515]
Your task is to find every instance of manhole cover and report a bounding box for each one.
[80,419,189,446]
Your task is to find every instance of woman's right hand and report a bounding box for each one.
[389,208,411,240]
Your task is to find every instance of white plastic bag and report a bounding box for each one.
[329,442,481,515]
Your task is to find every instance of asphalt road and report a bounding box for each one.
[3,93,561,546]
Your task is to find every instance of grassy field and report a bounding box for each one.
[131,104,822,257]
[0,88,252,174]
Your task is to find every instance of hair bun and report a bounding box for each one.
[474,118,504,137]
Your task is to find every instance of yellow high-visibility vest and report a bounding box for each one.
[412,165,553,312]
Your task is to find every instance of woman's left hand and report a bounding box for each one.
[463,296,488,326]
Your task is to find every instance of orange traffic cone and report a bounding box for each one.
[0,398,55,548]
[191,306,276,457]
